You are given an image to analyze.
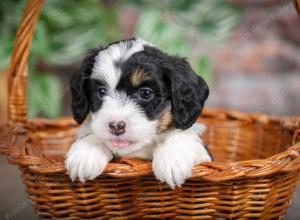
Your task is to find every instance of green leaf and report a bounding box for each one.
[31,22,50,60]
[28,73,63,118]
[40,0,121,65]
[163,0,198,11]
[0,36,14,69]
[195,55,214,86]
[178,0,244,44]
[136,10,189,56]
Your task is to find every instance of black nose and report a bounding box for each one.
[108,120,126,136]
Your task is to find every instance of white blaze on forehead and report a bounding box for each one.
[98,91,142,119]
[91,38,153,89]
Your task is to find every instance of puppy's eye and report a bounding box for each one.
[138,88,154,100]
[97,87,109,98]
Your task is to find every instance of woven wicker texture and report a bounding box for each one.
[1,0,300,219]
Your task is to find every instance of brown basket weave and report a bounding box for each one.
[1,0,300,219]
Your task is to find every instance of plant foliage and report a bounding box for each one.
[0,0,243,118]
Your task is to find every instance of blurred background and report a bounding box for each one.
[0,0,300,219]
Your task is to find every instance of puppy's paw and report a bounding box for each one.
[152,152,190,189]
[152,132,211,189]
[65,136,112,182]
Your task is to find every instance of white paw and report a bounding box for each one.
[153,129,211,189]
[65,135,112,182]
[152,151,191,189]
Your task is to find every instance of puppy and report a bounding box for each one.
[65,37,212,188]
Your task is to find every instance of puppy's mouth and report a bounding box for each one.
[109,138,135,149]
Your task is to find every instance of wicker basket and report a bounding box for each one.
[1,0,300,219]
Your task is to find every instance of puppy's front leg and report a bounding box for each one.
[152,127,211,189]
[65,134,113,182]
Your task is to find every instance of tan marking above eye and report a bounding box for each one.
[158,107,173,133]
[131,69,152,87]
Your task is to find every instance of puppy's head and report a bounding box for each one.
[70,38,209,155]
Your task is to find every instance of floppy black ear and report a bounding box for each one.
[70,50,98,124]
[70,74,89,124]
[165,57,209,130]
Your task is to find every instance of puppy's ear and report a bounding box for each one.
[70,50,98,124]
[165,57,209,130]
[70,74,88,124]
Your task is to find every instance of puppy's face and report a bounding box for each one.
[70,38,209,156]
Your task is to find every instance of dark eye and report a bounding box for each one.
[97,87,109,98]
[138,88,154,100]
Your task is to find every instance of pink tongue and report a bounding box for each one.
[111,139,131,149]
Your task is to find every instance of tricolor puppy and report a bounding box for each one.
[65,37,212,188]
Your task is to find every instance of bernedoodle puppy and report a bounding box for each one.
[65,37,212,188]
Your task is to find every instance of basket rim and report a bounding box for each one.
[1,108,300,182]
